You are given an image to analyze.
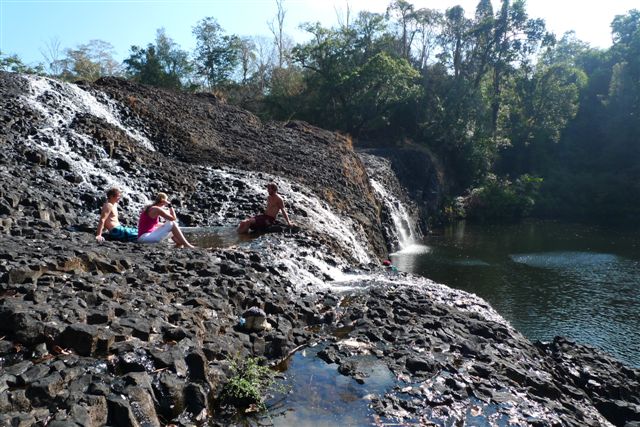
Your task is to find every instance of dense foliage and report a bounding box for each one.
[461,173,543,222]
[6,0,639,222]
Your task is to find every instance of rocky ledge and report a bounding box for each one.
[0,229,341,426]
[1,230,639,426]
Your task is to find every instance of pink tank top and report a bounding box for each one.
[138,208,159,237]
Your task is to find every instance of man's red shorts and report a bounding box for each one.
[252,214,275,231]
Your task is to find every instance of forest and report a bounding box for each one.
[2,0,638,223]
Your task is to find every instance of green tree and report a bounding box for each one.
[124,45,166,87]
[0,51,44,74]
[124,29,193,89]
[608,9,640,128]
[237,37,257,84]
[288,11,404,133]
[386,0,417,61]
[412,8,443,70]
[193,17,242,88]
[497,62,587,175]
[60,40,120,81]
[341,52,421,135]
[438,6,470,79]
[486,0,547,142]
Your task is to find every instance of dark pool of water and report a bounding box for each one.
[391,220,640,367]
[183,226,255,248]
[264,344,395,426]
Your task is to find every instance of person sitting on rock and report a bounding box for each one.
[137,192,194,248]
[96,187,138,243]
[237,182,293,234]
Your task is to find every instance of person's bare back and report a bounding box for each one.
[96,187,138,243]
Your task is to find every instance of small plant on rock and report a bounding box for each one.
[220,356,278,414]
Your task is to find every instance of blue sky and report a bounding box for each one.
[1,0,639,66]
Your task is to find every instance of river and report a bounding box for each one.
[390,220,640,368]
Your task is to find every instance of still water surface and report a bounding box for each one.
[391,220,640,367]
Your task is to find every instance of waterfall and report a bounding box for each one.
[23,75,154,151]
[19,75,152,209]
[370,179,419,250]
[359,152,428,255]
[197,167,373,266]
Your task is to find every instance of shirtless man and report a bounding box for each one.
[95,187,138,242]
[237,182,292,233]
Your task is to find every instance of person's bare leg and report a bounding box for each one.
[237,218,253,234]
[171,223,194,248]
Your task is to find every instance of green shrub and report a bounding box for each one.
[220,356,277,413]
[463,174,543,222]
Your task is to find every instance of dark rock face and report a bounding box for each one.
[91,76,387,257]
[1,72,638,426]
[322,283,640,426]
[0,71,387,259]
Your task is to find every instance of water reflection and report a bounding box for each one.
[183,226,254,248]
[266,345,395,426]
[391,220,640,367]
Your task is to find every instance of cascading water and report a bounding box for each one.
[198,167,373,266]
[24,75,154,151]
[370,178,420,251]
[20,75,152,208]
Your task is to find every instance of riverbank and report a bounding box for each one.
[2,229,639,426]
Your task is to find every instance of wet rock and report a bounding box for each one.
[68,395,108,427]
[162,325,189,342]
[3,413,37,427]
[186,350,208,382]
[337,359,368,384]
[118,317,152,341]
[126,386,161,427]
[184,382,208,417]
[17,363,50,386]
[8,389,32,412]
[153,371,186,419]
[596,399,640,426]
[88,380,110,397]
[220,263,245,277]
[118,350,154,374]
[242,307,270,332]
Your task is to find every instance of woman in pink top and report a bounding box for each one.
[137,192,194,248]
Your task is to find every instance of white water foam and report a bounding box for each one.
[20,75,151,210]
[202,168,245,224]
[370,179,428,255]
[392,243,432,255]
[24,76,154,151]
[204,167,372,265]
